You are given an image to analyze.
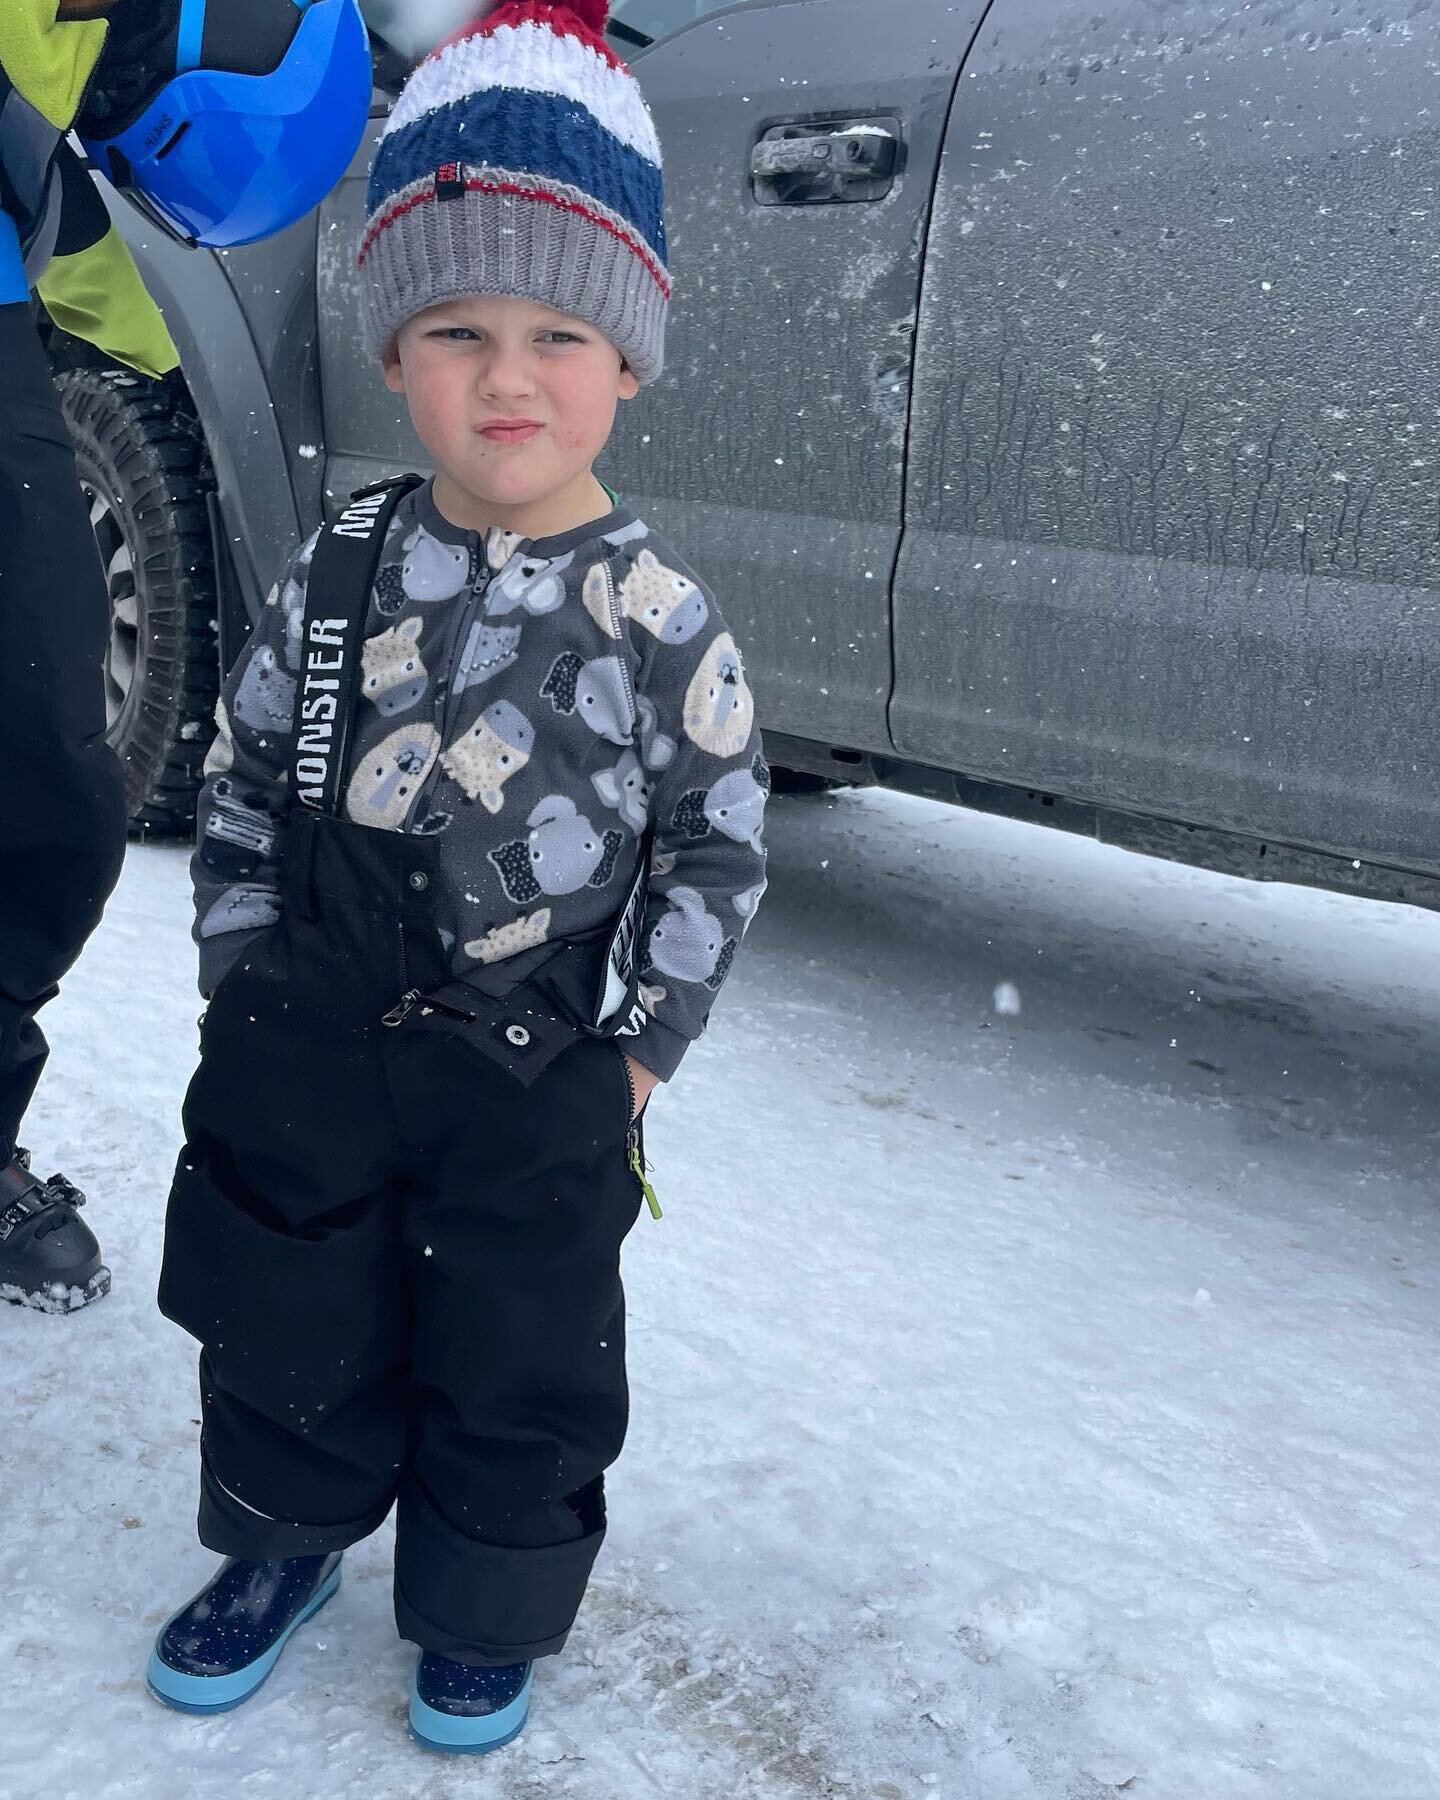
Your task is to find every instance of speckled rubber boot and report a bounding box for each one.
[148,1554,342,1715]
[409,1653,533,1754]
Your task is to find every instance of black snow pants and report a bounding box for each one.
[0,303,128,1163]
[159,811,647,1664]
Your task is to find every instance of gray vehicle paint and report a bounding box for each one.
[894,0,1440,878]
[102,0,1440,903]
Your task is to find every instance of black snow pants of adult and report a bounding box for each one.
[159,811,647,1664]
[0,303,128,1163]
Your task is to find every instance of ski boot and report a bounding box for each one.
[148,1553,342,1715]
[409,1653,533,1754]
[0,1151,109,1313]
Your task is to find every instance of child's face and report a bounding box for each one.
[383,296,640,529]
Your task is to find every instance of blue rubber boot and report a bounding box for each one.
[409,1653,533,1754]
[147,1553,342,1715]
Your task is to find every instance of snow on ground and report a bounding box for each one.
[2,788,1438,1800]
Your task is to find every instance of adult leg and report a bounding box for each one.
[390,1031,645,1664]
[0,302,127,1161]
[0,303,127,1308]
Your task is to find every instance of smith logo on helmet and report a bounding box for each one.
[141,113,175,154]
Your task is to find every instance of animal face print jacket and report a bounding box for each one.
[192,480,768,1081]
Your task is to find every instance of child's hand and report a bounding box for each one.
[623,1054,661,1120]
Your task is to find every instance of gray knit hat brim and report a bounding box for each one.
[360,167,668,385]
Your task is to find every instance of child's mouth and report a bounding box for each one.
[478,420,543,445]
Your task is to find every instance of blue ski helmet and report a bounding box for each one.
[79,0,373,249]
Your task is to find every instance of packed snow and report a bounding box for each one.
[2,788,1437,1799]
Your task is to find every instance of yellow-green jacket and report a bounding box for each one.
[0,0,178,377]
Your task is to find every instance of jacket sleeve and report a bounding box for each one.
[0,4,113,132]
[33,140,178,377]
[1,8,177,373]
[191,533,316,997]
[623,548,769,1081]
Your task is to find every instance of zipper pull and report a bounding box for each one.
[382,990,478,1029]
[381,989,422,1028]
[423,995,478,1023]
[627,1126,662,1220]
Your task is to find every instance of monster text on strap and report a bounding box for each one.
[331,490,390,540]
[295,618,347,806]
[290,482,420,812]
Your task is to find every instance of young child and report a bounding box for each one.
[148,0,767,1753]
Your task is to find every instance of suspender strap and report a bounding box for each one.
[290,474,424,815]
[586,827,652,1037]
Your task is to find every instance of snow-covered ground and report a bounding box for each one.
[2,788,1437,1800]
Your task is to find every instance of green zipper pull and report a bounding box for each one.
[628,1132,662,1219]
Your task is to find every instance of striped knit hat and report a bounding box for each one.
[358,0,669,383]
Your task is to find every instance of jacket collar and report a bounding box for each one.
[411,477,638,565]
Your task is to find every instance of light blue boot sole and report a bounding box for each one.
[408,1662,533,1754]
[146,1563,342,1716]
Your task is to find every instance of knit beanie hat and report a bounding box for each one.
[358,0,669,383]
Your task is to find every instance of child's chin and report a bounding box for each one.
[462,465,582,515]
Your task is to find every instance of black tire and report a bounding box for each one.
[54,367,218,835]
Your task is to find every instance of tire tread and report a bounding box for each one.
[55,368,219,836]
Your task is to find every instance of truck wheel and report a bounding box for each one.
[55,367,218,835]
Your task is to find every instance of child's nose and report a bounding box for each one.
[478,347,537,399]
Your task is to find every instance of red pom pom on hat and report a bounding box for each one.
[431,0,614,62]
[563,0,611,28]
[447,0,610,31]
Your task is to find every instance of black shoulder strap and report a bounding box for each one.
[590,826,654,1038]
[290,474,425,815]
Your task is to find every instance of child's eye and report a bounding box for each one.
[538,330,583,345]
[435,326,480,342]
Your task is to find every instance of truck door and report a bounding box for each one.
[893,0,1440,876]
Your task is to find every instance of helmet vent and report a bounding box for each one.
[154,121,193,162]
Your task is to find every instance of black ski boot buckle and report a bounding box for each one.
[0,1152,109,1313]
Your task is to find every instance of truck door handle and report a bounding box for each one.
[751,117,901,206]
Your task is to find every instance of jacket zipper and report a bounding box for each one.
[404,547,493,829]
[602,561,639,731]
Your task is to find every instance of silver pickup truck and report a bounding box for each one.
[54,0,1440,911]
